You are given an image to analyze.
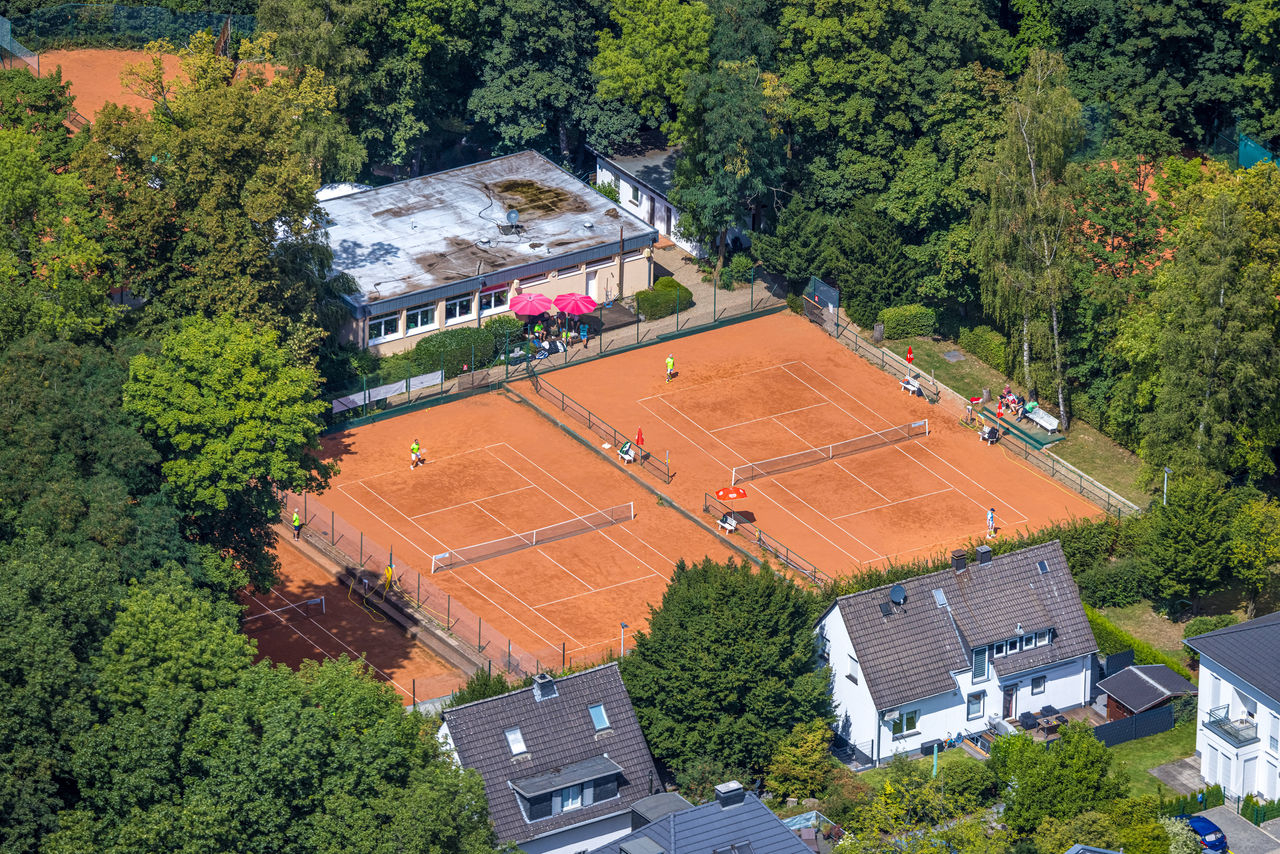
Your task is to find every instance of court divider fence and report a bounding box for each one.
[702,493,830,586]
[528,373,672,483]
[278,489,621,679]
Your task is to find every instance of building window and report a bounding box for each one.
[846,655,859,684]
[560,784,582,811]
[629,183,640,204]
[556,264,580,279]
[994,641,1006,658]
[891,709,920,739]
[405,304,436,334]
[967,692,985,721]
[1023,634,1035,649]
[1031,676,1047,695]
[1007,637,1019,654]
[1036,630,1050,646]
[1270,713,1279,752]
[444,295,474,323]
[368,311,399,342]
[479,289,508,314]
[972,646,988,682]
[504,727,527,755]
[589,704,610,731]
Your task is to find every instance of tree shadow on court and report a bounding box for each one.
[318,431,357,470]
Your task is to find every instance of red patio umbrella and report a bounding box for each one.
[553,293,599,315]
[715,486,748,502]
[510,293,555,315]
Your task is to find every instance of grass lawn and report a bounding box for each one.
[1109,720,1197,798]
[1095,601,1190,661]
[880,336,1148,505]
[857,748,974,789]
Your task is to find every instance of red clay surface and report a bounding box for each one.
[39,48,181,118]
[517,311,1102,574]
[242,539,467,704]
[312,393,733,671]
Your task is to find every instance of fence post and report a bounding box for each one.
[330,510,335,545]
[447,595,450,625]
[440,352,445,394]
[713,280,717,321]
[362,375,368,417]
[303,492,307,521]
[478,617,482,650]
[360,532,363,564]
[562,642,566,670]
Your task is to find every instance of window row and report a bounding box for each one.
[368,290,510,343]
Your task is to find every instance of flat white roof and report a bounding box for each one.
[322,151,655,311]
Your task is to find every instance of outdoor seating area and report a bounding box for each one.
[1014,704,1105,741]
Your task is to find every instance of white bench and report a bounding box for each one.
[717,514,738,534]
[901,377,922,395]
[1026,407,1060,433]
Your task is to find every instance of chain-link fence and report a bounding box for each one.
[1,14,39,72]
[10,4,254,51]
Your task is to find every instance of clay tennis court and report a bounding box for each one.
[37,48,181,118]
[241,540,468,704]
[517,311,1102,573]
[312,393,733,671]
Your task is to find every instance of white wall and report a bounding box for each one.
[594,162,702,256]
[818,607,878,754]
[1195,655,1280,798]
[994,657,1091,720]
[519,812,632,854]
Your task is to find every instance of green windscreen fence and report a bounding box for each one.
[0,15,39,73]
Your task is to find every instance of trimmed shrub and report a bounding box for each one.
[876,303,935,339]
[411,326,496,379]
[957,325,1008,372]
[484,314,525,349]
[723,253,754,289]
[1084,604,1194,680]
[636,276,695,320]
[786,293,805,314]
[941,756,998,806]
[1075,557,1150,607]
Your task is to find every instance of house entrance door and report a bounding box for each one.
[1242,756,1258,797]
[1002,685,1017,719]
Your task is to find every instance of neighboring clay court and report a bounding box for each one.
[516,311,1102,573]
[242,540,468,704]
[305,393,733,674]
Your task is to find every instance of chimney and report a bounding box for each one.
[976,545,993,566]
[714,781,746,809]
[951,549,967,573]
[532,673,558,702]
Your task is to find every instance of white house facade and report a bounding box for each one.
[816,542,1097,766]
[1185,612,1280,801]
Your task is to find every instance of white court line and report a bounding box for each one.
[410,485,537,519]
[536,574,660,609]
[250,589,411,697]
[336,482,452,562]
[635,360,804,404]
[708,402,827,433]
[779,363,882,432]
[348,444,512,490]
[902,442,1032,525]
[765,479,880,562]
[533,548,595,602]
[639,395,746,471]
[442,565,568,650]
[831,486,956,520]
[775,417,817,448]
[833,459,890,503]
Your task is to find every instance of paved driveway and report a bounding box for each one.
[1196,806,1280,854]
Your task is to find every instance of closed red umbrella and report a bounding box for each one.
[510,293,555,315]
[554,293,599,315]
[636,427,644,447]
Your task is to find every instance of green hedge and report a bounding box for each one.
[411,326,496,379]
[484,314,525,349]
[637,276,694,320]
[957,325,1007,372]
[876,303,935,339]
[1084,603,1194,681]
[1075,557,1150,607]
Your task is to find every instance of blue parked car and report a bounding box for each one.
[1174,814,1228,851]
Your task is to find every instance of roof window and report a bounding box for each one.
[505,726,527,755]
[589,703,610,730]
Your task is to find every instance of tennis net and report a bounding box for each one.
[732,419,929,484]
[431,502,634,572]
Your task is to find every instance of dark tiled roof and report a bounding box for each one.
[1097,665,1197,714]
[442,663,659,844]
[1185,610,1280,705]
[828,541,1097,710]
[591,792,812,854]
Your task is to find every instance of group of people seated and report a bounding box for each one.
[528,313,592,347]
[999,385,1041,423]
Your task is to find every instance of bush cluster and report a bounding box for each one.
[1075,557,1150,607]
[876,303,935,339]
[411,326,495,378]
[721,253,754,289]
[786,293,805,314]
[636,276,695,320]
[483,314,525,349]
[957,325,1008,372]
[1183,614,1238,662]
[940,756,998,806]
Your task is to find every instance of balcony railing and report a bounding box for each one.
[1204,705,1259,747]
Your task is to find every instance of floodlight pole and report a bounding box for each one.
[620,621,629,657]
[1163,466,1172,506]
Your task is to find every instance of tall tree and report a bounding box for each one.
[1230,497,1280,618]
[975,50,1082,426]
[0,67,83,169]
[669,60,786,285]
[1230,0,1280,148]
[593,0,712,130]
[1147,476,1236,609]
[122,316,331,588]
[621,557,830,774]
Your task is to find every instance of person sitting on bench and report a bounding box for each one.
[979,424,1000,445]
[618,441,637,464]
[718,513,738,534]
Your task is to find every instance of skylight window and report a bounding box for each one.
[588,704,610,731]
[505,726,527,755]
